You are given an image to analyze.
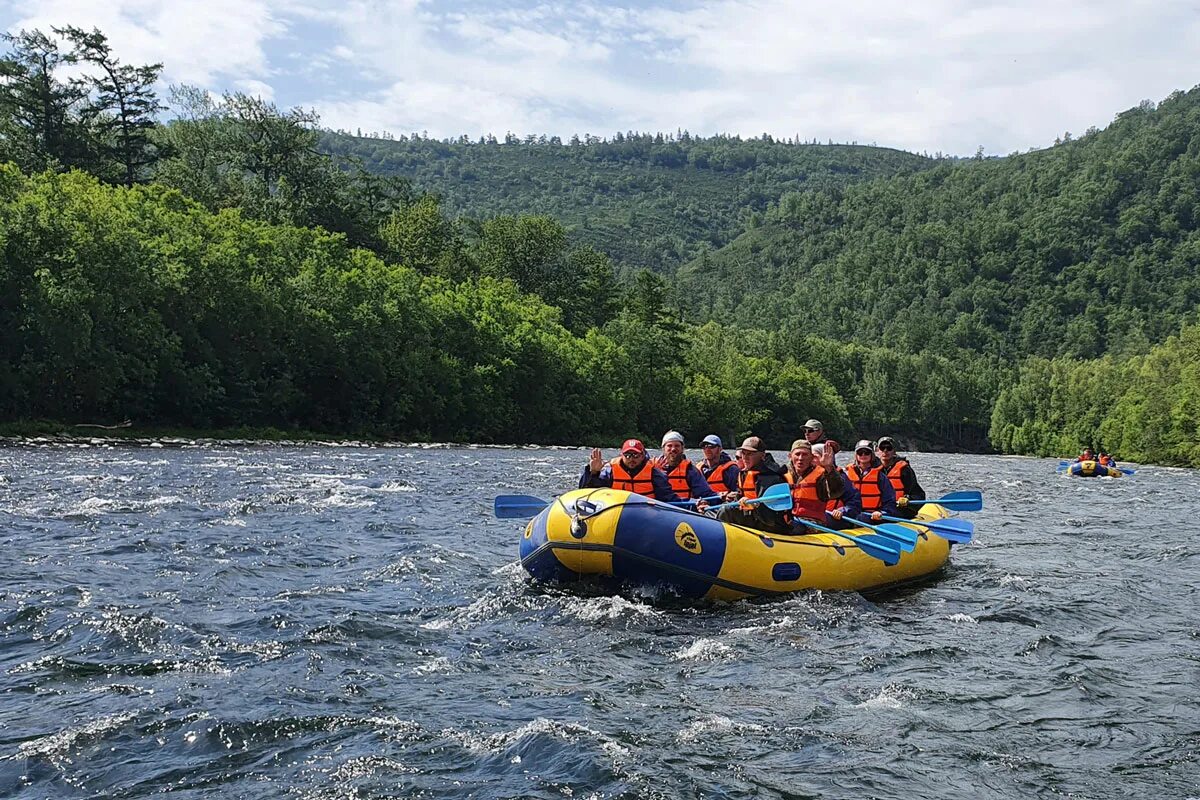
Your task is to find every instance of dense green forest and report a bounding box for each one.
[1,25,1199,465]
[675,91,1200,362]
[320,131,937,274]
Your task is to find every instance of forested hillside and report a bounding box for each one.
[677,89,1200,362]
[320,132,937,274]
[3,25,1199,463]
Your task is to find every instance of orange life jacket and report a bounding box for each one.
[849,464,884,511]
[885,459,908,501]
[786,466,827,521]
[663,458,695,499]
[738,468,761,500]
[705,459,736,489]
[610,457,655,498]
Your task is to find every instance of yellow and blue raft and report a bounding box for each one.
[518,488,954,600]
[1064,460,1124,478]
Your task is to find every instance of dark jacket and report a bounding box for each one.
[883,457,925,519]
[718,453,789,533]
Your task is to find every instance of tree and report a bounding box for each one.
[57,26,163,186]
[0,29,92,172]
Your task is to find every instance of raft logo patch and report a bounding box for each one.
[674,523,702,554]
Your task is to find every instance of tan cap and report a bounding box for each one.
[737,436,765,453]
[790,439,812,451]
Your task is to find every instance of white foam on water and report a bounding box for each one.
[72,496,118,515]
[676,714,765,743]
[563,595,664,622]
[727,615,799,636]
[445,717,608,756]
[999,574,1029,586]
[13,711,139,761]
[412,656,453,675]
[855,683,916,710]
[373,480,416,492]
[946,613,978,624]
[672,638,735,661]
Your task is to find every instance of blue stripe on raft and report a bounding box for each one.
[611,504,728,598]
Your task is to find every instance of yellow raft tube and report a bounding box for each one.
[518,488,953,600]
[1065,460,1124,478]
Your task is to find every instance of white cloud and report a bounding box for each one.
[5,0,285,86]
[4,0,1199,154]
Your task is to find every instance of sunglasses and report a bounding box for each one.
[701,443,719,448]
[802,427,817,433]
[878,444,894,451]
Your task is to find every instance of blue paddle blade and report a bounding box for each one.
[800,520,902,565]
[1119,468,1137,475]
[911,490,982,511]
[757,483,794,511]
[882,515,974,544]
[711,483,792,514]
[873,523,919,551]
[494,494,550,519]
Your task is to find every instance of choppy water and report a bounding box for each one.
[0,443,1197,799]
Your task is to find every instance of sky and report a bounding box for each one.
[3,0,1198,156]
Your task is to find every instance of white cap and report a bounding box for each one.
[661,430,685,447]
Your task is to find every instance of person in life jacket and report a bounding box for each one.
[580,439,681,502]
[802,419,839,457]
[846,439,898,523]
[1097,452,1116,467]
[1074,447,1095,463]
[698,434,740,499]
[653,430,713,501]
[876,436,925,520]
[785,440,847,532]
[700,436,790,534]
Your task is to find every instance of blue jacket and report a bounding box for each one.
[578,460,681,502]
[825,468,863,525]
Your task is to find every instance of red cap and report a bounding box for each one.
[620,438,645,454]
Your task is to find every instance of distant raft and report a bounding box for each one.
[518,488,953,600]
[1065,460,1124,478]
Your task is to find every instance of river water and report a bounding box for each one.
[0,442,1196,799]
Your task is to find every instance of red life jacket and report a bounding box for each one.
[610,457,655,498]
[786,466,827,521]
[885,459,908,501]
[663,458,694,499]
[849,464,884,511]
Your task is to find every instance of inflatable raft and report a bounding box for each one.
[1064,460,1124,478]
[518,488,953,600]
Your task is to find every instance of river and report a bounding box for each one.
[0,442,1196,799]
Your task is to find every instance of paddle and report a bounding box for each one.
[793,518,902,566]
[833,515,918,552]
[705,483,793,514]
[494,492,727,519]
[495,494,557,519]
[878,514,974,544]
[906,490,982,511]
